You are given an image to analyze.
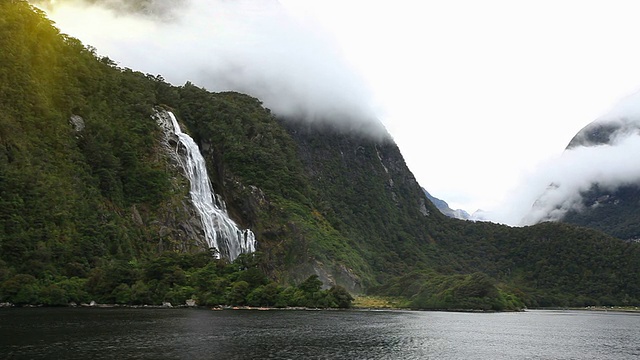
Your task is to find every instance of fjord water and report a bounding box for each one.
[2,309,640,359]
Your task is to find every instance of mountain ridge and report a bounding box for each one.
[423,189,471,220]
[2,1,640,309]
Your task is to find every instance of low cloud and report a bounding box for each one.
[523,135,640,224]
[479,91,640,226]
[34,0,386,137]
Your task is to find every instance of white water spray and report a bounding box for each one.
[155,110,256,260]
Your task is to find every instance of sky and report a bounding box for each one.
[34,0,640,225]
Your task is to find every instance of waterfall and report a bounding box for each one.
[155,110,256,260]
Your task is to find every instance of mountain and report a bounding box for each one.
[423,189,471,220]
[566,117,640,149]
[3,1,640,309]
[529,114,640,241]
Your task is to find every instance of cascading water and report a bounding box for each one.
[155,110,256,260]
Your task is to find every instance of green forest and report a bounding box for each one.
[1,1,640,311]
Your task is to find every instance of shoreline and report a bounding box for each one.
[569,306,640,313]
[0,302,351,311]
[3,301,639,314]
[0,302,516,313]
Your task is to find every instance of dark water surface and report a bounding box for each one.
[1,308,640,359]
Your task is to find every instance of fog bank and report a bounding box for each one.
[34,0,386,137]
[478,91,640,226]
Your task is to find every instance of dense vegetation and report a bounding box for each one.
[0,251,352,308]
[287,124,640,308]
[562,184,640,241]
[372,271,524,311]
[2,1,640,311]
[0,1,363,307]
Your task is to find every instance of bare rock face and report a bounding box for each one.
[152,197,208,252]
[288,261,363,294]
[69,115,85,132]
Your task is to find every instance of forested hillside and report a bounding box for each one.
[2,1,640,310]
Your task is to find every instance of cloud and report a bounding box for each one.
[523,136,640,223]
[478,91,640,226]
[41,0,188,18]
[34,0,386,138]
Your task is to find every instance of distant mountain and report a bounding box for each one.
[529,114,640,241]
[562,117,640,240]
[423,189,470,220]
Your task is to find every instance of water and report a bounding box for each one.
[155,110,256,260]
[2,308,640,359]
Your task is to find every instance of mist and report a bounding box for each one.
[33,0,386,138]
[479,91,640,226]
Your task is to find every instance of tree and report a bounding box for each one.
[227,281,250,305]
[328,285,354,308]
[298,275,322,294]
